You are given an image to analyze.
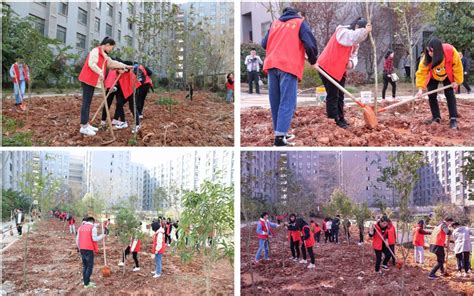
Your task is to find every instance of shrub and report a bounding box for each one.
[300,62,322,89]
[346,71,367,86]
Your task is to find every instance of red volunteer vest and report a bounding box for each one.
[413,225,424,247]
[372,224,386,251]
[78,46,108,87]
[78,223,99,254]
[152,232,166,254]
[130,238,141,252]
[139,65,153,87]
[424,43,455,87]
[288,229,301,242]
[104,70,118,89]
[119,71,141,99]
[257,220,273,240]
[68,218,75,225]
[263,18,305,80]
[387,223,396,245]
[12,63,30,83]
[317,27,354,81]
[430,224,447,247]
[302,225,315,248]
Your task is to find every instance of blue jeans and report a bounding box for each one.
[226,89,233,103]
[80,250,94,286]
[13,80,26,104]
[267,68,298,136]
[155,253,162,275]
[255,239,269,261]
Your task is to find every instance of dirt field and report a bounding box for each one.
[241,223,474,296]
[2,90,233,146]
[241,99,474,147]
[2,219,234,295]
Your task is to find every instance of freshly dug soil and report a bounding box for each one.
[2,91,233,146]
[241,223,474,296]
[241,99,474,147]
[2,219,233,295]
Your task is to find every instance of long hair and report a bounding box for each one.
[423,37,444,67]
[385,50,394,59]
[100,36,116,46]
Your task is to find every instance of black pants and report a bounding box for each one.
[104,228,109,235]
[456,252,470,272]
[307,246,315,264]
[186,83,193,100]
[315,232,321,243]
[426,78,457,120]
[80,249,94,286]
[324,231,331,243]
[332,228,339,243]
[388,244,396,265]
[301,241,307,260]
[320,70,346,120]
[113,92,126,122]
[248,71,260,94]
[122,246,139,268]
[137,84,150,115]
[16,224,22,235]
[80,82,96,125]
[101,89,115,121]
[429,246,446,276]
[458,75,471,93]
[290,238,300,259]
[165,234,172,244]
[382,73,396,99]
[374,246,391,272]
[404,66,411,78]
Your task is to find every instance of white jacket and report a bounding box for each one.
[453,226,472,254]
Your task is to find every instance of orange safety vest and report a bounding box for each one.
[152,231,166,254]
[12,63,29,83]
[263,18,305,80]
[302,225,315,248]
[257,220,273,240]
[424,43,455,88]
[430,224,447,247]
[78,223,99,254]
[387,223,396,245]
[372,223,386,251]
[139,64,153,87]
[317,27,354,81]
[129,237,141,252]
[78,46,108,87]
[120,71,141,99]
[413,225,424,247]
[287,229,301,242]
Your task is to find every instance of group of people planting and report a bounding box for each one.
[254,212,472,279]
[261,6,466,146]
[50,211,178,289]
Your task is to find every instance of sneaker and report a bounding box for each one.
[449,119,458,129]
[139,114,144,119]
[118,262,124,267]
[335,118,349,129]
[84,282,96,288]
[80,126,96,136]
[111,119,120,125]
[115,121,129,129]
[273,136,294,147]
[382,265,389,270]
[20,103,27,111]
[285,134,296,141]
[88,124,99,132]
[253,260,260,264]
[153,273,161,278]
[299,259,307,264]
[151,271,156,275]
[133,267,140,272]
[424,117,441,125]
[289,257,296,260]
[307,263,315,269]
[340,118,350,127]
[264,258,270,261]
[132,125,141,134]
[428,274,437,280]
[292,257,299,262]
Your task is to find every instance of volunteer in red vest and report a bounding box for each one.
[261,7,318,146]
[103,218,111,235]
[9,55,29,111]
[151,220,166,278]
[368,215,392,273]
[68,215,76,234]
[76,216,105,288]
[285,213,301,261]
[415,37,463,129]
[296,218,316,269]
[254,212,279,263]
[413,220,431,265]
[134,62,154,119]
[78,37,132,136]
[387,220,397,266]
[118,224,142,272]
[428,217,453,280]
[310,214,322,243]
[316,17,372,129]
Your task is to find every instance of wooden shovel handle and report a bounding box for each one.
[91,73,123,123]
[373,226,397,260]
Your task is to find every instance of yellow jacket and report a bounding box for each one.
[415,46,463,89]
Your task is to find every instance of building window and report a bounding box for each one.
[128,21,133,30]
[96,1,101,10]
[107,3,113,17]
[78,8,88,25]
[117,30,121,42]
[29,14,45,36]
[58,2,68,16]
[125,35,132,47]
[106,23,112,36]
[76,33,86,49]
[118,12,122,23]
[35,1,47,6]
[56,25,66,43]
[95,18,100,32]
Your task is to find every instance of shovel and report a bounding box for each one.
[100,221,111,277]
[315,64,378,128]
[373,226,403,269]
[378,84,454,113]
[90,72,123,123]
[98,80,117,146]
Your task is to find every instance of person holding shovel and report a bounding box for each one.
[261,6,318,146]
[415,37,464,129]
[9,55,29,111]
[254,212,279,263]
[78,37,132,136]
[386,220,397,266]
[413,220,431,265]
[316,17,371,129]
[428,217,454,280]
[76,217,106,288]
[368,215,392,274]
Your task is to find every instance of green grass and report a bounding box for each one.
[2,131,33,146]
[3,116,24,133]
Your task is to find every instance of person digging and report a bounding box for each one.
[368,215,393,274]
[428,217,454,280]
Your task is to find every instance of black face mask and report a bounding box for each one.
[227,78,234,84]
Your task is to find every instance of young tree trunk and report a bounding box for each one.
[366,2,378,113]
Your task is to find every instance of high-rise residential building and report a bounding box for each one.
[130,163,144,210]
[1,151,35,191]
[39,151,70,182]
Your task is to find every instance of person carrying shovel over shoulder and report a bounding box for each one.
[9,55,29,111]
[368,215,392,274]
[261,7,318,146]
[78,37,132,136]
[428,217,454,280]
[415,37,464,129]
[316,17,371,129]
[254,212,279,263]
[76,216,106,288]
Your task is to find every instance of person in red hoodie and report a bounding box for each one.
[76,217,105,288]
[413,220,432,265]
[285,213,301,261]
[225,73,234,103]
[78,37,132,136]
[368,215,392,273]
[387,219,397,266]
[118,223,142,272]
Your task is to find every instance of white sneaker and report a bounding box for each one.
[88,124,99,132]
[299,259,307,264]
[139,114,144,119]
[80,126,96,136]
[456,271,462,277]
[118,262,124,266]
[115,121,129,129]
[101,120,107,127]
[153,273,161,278]
[307,263,315,269]
[150,271,156,275]
[133,267,140,272]
[132,125,141,134]
[112,119,120,125]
